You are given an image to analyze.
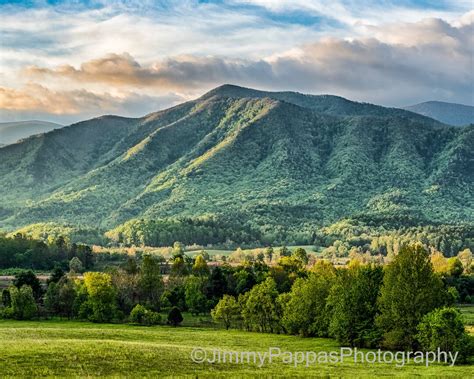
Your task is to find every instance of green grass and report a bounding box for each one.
[0,320,471,377]
[460,305,474,324]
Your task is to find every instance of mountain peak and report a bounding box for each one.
[200,84,262,99]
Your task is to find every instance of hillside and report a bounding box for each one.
[404,101,473,126]
[0,120,63,145]
[0,85,472,244]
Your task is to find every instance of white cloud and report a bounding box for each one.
[16,11,473,108]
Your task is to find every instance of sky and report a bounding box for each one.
[0,0,472,124]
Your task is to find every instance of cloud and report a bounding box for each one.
[1,2,472,123]
[0,83,184,123]
[25,53,274,89]
[21,12,474,106]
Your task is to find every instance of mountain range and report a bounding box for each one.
[404,101,473,127]
[0,85,472,243]
[0,120,63,146]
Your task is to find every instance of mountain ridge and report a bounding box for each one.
[403,101,473,126]
[0,120,63,146]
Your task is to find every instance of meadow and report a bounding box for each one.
[0,318,472,377]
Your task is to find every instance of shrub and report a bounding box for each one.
[417,307,472,363]
[143,311,161,326]
[129,304,162,326]
[0,307,14,319]
[130,304,148,324]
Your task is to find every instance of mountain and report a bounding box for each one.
[0,120,63,146]
[0,85,472,243]
[403,101,473,126]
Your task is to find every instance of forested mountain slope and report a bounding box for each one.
[0,85,472,242]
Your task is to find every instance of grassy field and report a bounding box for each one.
[0,319,472,377]
[460,305,474,334]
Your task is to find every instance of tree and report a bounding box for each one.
[279,246,291,258]
[172,242,185,258]
[168,306,183,326]
[240,277,280,333]
[161,285,186,310]
[211,295,240,330]
[13,271,43,301]
[137,255,164,311]
[192,255,209,276]
[417,307,471,363]
[83,272,117,323]
[45,277,77,318]
[185,276,208,315]
[281,261,336,337]
[277,256,305,280]
[9,285,37,320]
[265,247,274,263]
[457,248,472,274]
[376,244,446,349]
[171,256,188,277]
[69,257,83,273]
[293,248,309,265]
[199,250,210,261]
[447,257,463,278]
[431,251,448,275]
[76,244,94,269]
[233,267,256,295]
[328,264,383,347]
[47,267,65,285]
[268,265,292,293]
[44,282,61,315]
[57,277,77,318]
[123,257,139,275]
[206,266,227,303]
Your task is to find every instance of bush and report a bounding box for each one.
[167,306,183,326]
[143,311,161,326]
[129,304,161,326]
[417,307,472,363]
[0,307,14,319]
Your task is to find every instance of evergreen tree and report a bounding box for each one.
[167,306,183,326]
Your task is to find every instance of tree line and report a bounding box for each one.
[0,234,93,270]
